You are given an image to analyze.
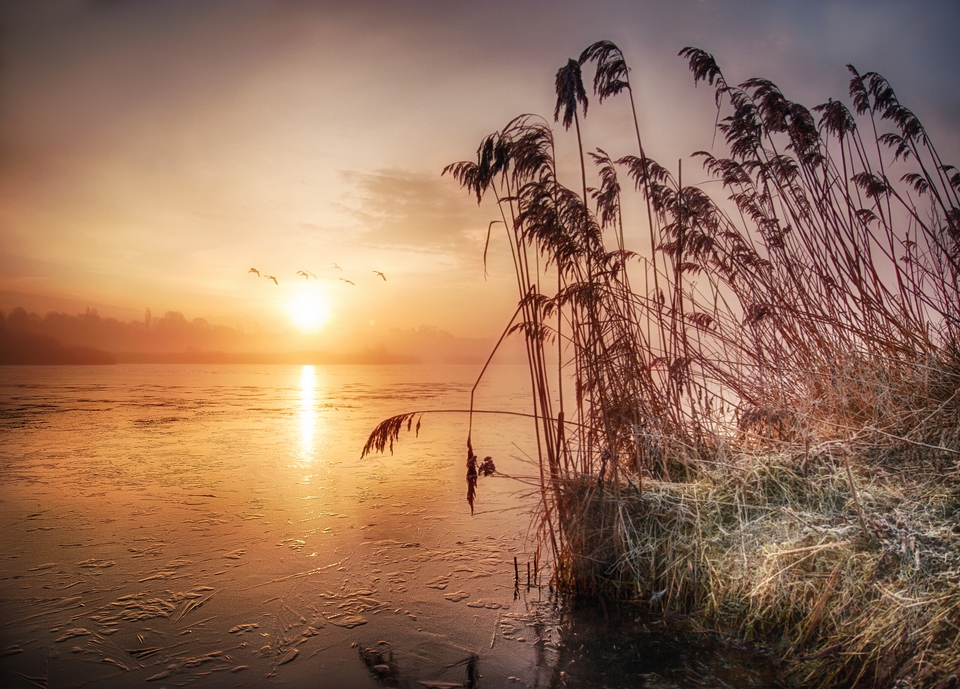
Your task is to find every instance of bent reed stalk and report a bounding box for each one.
[365,42,960,687]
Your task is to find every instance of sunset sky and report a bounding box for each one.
[1,0,957,351]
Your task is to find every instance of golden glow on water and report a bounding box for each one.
[298,365,317,460]
[0,365,557,686]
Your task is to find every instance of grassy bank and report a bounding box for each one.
[367,41,959,686]
[561,447,959,686]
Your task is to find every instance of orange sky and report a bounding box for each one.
[1,0,957,351]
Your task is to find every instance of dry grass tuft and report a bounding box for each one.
[561,449,960,687]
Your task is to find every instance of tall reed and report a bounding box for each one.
[365,41,960,686]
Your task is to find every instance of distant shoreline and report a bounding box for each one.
[112,351,423,365]
[0,350,427,366]
[1,306,506,366]
[0,352,520,366]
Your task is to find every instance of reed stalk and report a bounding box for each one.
[366,40,960,687]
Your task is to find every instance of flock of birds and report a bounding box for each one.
[248,265,386,286]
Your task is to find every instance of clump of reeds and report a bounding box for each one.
[365,40,960,686]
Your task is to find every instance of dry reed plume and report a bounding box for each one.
[366,41,960,687]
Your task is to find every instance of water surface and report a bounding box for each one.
[0,364,785,688]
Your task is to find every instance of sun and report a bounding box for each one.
[285,288,332,332]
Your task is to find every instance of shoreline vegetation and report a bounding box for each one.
[112,350,421,365]
[0,307,505,365]
[0,322,421,366]
[366,42,960,687]
[0,327,117,365]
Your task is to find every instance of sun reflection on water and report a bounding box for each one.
[298,365,318,461]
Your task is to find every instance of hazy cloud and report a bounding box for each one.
[341,168,490,259]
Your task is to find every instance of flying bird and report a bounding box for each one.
[373,271,386,281]
[331,263,342,272]
[339,278,355,285]
[296,270,312,280]
[248,268,260,277]
[264,275,279,285]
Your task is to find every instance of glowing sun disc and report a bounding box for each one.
[286,292,331,332]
